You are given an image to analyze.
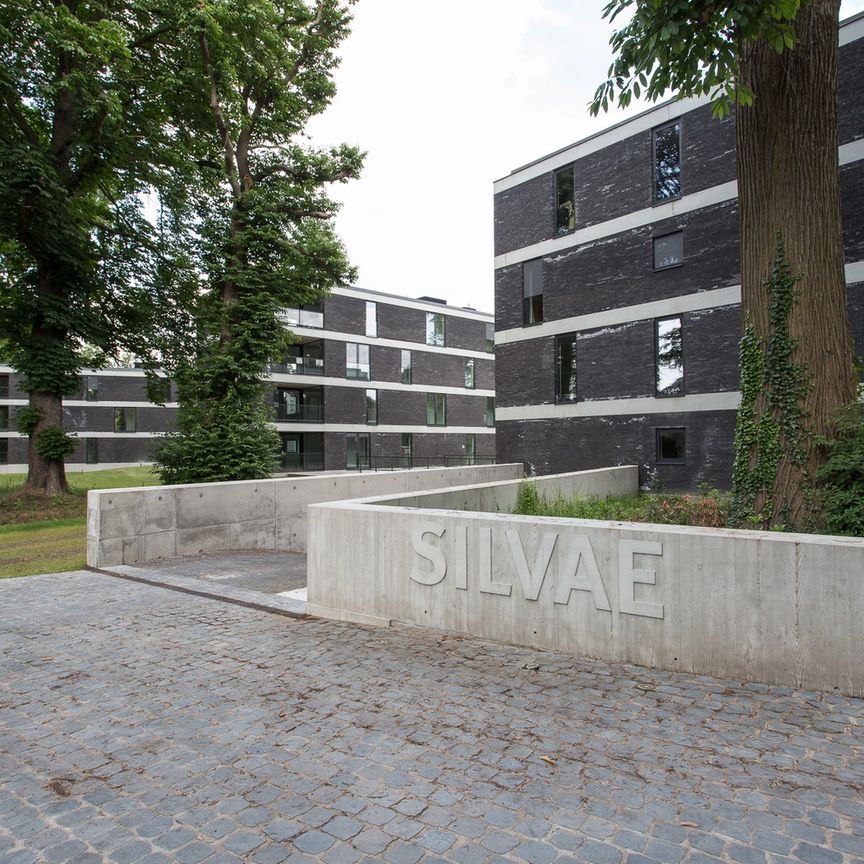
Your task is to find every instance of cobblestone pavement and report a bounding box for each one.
[127,552,307,595]
[1,571,863,864]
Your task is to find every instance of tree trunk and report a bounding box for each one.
[736,0,856,527]
[22,391,69,496]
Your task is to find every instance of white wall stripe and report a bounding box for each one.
[847,260,864,285]
[266,373,492,397]
[496,391,741,422]
[331,287,492,321]
[273,423,495,435]
[840,12,864,45]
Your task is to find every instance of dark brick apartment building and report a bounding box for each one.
[492,11,864,489]
[0,288,495,473]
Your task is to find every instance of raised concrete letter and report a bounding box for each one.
[554,536,611,611]
[478,527,512,596]
[618,539,664,619]
[409,522,447,586]
[506,529,557,601]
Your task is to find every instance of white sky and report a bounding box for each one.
[308,1,864,315]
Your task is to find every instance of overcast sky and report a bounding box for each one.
[307,1,864,315]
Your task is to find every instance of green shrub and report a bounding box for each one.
[816,399,864,537]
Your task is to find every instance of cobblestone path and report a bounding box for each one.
[1,571,862,864]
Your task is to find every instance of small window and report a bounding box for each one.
[86,376,98,401]
[657,428,686,463]
[113,407,137,433]
[346,343,370,380]
[366,389,378,425]
[556,333,578,402]
[485,322,495,353]
[555,165,576,236]
[656,317,684,397]
[522,259,543,326]
[0,438,8,464]
[365,301,377,338]
[426,393,446,426]
[0,374,9,398]
[85,438,99,464]
[426,312,445,347]
[0,406,8,432]
[464,358,475,389]
[653,121,681,202]
[346,432,371,470]
[653,231,684,270]
[465,434,476,465]
[401,433,412,468]
[400,350,412,385]
[485,397,495,428]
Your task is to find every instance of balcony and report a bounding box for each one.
[280,451,324,471]
[279,307,324,329]
[271,356,324,376]
[275,404,323,423]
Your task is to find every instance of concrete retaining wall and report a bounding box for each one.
[307,474,864,696]
[87,463,524,568]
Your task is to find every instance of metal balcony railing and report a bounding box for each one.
[271,357,324,376]
[275,405,324,423]
[280,452,325,471]
[279,308,324,329]
[347,455,495,472]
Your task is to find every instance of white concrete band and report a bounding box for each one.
[331,286,492,322]
[272,423,495,435]
[267,373,493,398]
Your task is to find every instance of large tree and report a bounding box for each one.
[0,0,183,495]
[592,0,856,529]
[153,0,363,484]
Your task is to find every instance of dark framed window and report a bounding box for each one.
[555,165,576,236]
[465,434,476,465]
[282,303,324,329]
[366,389,378,425]
[556,333,578,402]
[0,438,8,464]
[401,433,413,468]
[85,375,98,401]
[426,312,445,346]
[400,350,412,384]
[653,231,684,270]
[426,393,446,426]
[655,317,684,397]
[464,357,475,389]
[653,120,681,202]
[0,374,9,398]
[274,388,322,422]
[485,397,495,428]
[346,343,370,380]
[85,438,98,464]
[0,406,8,431]
[656,428,686,463]
[485,322,495,353]
[365,301,377,338]
[278,340,324,376]
[346,432,371,470]
[113,407,137,433]
[522,259,543,326]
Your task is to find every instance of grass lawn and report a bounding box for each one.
[0,466,160,579]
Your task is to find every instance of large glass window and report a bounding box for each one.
[278,340,324,376]
[657,428,686,463]
[465,434,476,465]
[556,333,578,402]
[366,389,378,425]
[485,397,495,428]
[85,376,98,401]
[485,322,495,353]
[365,301,377,338]
[0,374,9,398]
[274,388,322,422]
[656,317,684,397]
[400,350,412,385]
[113,407,137,433]
[346,343,370,380]
[346,432,371,470]
[653,231,684,270]
[401,433,413,468]
[426,393,446,426]
[555,165,576,236]
[522,259,543,326]
[85,438,98,464]
[653,121,681,202]
[426,312,445,346]
[281,304,324,329]
[464,358,475,389]
[0,406,8,431]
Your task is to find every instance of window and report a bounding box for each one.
[657,428,686,463]
[0,438,7,464]
[0,374,8,398]
[653,121,681,202]
[113,407,137,433]
[278,340,324,376]
[274,388,322,422]
[85,438,98,465]
[653,231,684,270]
[401,433,413,468]
[485,397,495,428]
[555,165,576,236]
[365,301,377,338]
[346,432,371,470]
[346,343,370,380]
[400,350,412,385]
[522,259,543,325]
[465,434,476,465]
[556,333,578,402]
[281,304,324,329]
[464,358,475,389]
[366,389,378,425]
[656,317,684,397]
[485,322,495,353]
[426,312,445,346]
[0,406,8,431]
[85,376,98,401]
[426,393,446,426]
